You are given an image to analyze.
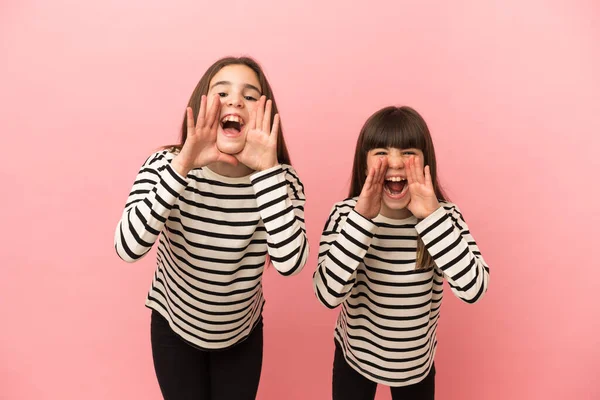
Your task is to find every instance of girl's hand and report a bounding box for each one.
[234,96,279,171]
[406,156,440,219]
[171,95,238,176]
[354,157,388,219]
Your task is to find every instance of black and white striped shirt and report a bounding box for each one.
[313,198,489,386]
[115,150,309,350]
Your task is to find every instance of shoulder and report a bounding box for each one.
[280,164,301,180]
[439,201,467,223]
[332,197,358,212]
[140,149,177,168]
[439,200,458,212]
[321,197,358,232]
[280,164,305,190]
[328,197,358,219]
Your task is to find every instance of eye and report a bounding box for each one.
[374,151,387,156]
[402,151,416,156]
[244,95,258,101]
[218,92,227,97]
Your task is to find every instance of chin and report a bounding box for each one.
[216,137,245,155]
[381,196,412,217]
[383,202,407,212]
[382,195,408,209]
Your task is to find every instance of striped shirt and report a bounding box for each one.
[115,150,309,350]
[313,198,489,386]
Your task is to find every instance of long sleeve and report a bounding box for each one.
[250,165,309,276]
[415,204,490,303]
[114,151,189,263]
[313,202,378,309]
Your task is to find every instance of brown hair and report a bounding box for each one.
[349,106,448,269]
[166,56,291,165]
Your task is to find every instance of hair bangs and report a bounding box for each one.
[363,108,427,153]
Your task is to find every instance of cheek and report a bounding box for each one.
[365,156,383,174]
[365,158,374,174]
[246,101,258,115]
[206,94,226,109]
[206,95,215,109]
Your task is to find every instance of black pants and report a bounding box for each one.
[150,310,263,400]
[332,341,435,400]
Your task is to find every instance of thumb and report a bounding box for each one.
[218,153,239,166]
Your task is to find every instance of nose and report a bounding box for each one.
[226,92,244,108]
[386,154,405,169]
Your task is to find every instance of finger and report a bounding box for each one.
[270,114,280,147]
[196,95,207,128]
[363,166,375,193]
[211,98,222,131]
[263,99,272,133]
[424,165,434,188]
[378,157,388,185]
[406,157,415,185]
[206,94,221,129]
[411,157,419,184]
[373,158,383,187]
[218,153,239,167]
[376,158,386,188]
[246,106,257,132]
[415,156,425,184]
[255,96,266,131]
[186,107,195,136]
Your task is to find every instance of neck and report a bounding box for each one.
[379,204,413,220]
[207,161,253,178]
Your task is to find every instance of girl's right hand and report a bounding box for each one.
[171,94,239,176]
[354,157,388,219]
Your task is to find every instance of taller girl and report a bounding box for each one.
[115,57,309,400]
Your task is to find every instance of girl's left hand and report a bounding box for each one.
[235,96,279,171]
[406,156,440,219]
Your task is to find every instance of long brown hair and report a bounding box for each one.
[167,56,291,165]
[349,106,447,269]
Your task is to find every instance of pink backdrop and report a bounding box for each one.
[2,0,599,399]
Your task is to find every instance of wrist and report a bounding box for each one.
[259,162,278,171]
[171,156,191,177]
[422,202,441,219]
[354,204,375,220]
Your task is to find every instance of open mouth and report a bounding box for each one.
[220,114,245,136]
[383,176,409,198]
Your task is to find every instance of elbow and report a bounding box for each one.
[314,287,343,309]
[312,273,345,309]
[271,254,306,277]
[114,222,151,264]
[115,247,140,263]
[459,274,489,304]
[114,241,148,264]
[271,241,309,277]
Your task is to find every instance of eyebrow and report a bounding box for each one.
[210,81,262,93]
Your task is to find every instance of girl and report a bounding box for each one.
[313,106,489,400]
[115,56,309,400]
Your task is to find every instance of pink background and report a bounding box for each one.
[2,0,599,399]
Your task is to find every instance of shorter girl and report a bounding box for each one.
[313,106,489,400]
